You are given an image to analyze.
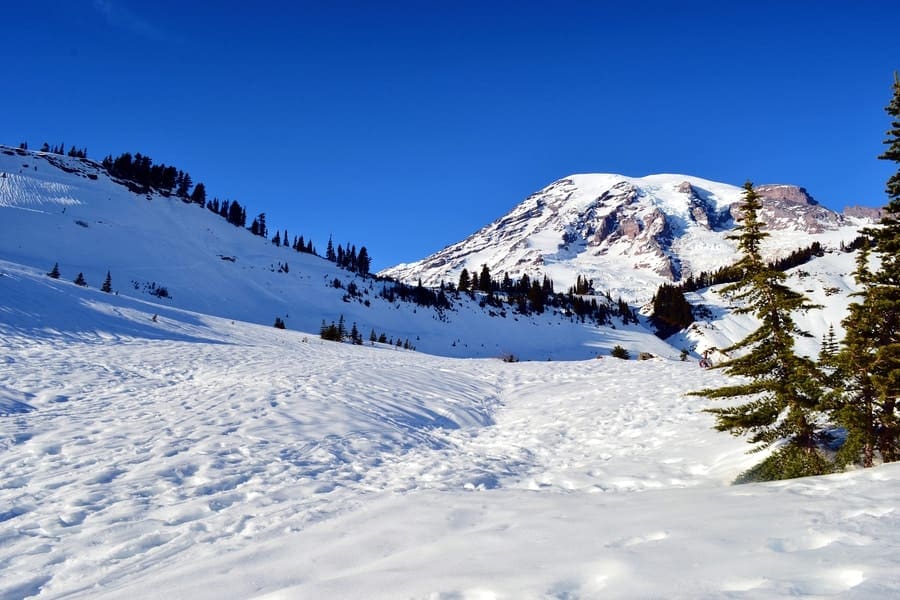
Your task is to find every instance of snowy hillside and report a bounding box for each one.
[381,173,869,303]
[0,145,674,361]
[678,247,864,362]
[2,264,899,599]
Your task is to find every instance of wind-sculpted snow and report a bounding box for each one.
[2,265,899,599]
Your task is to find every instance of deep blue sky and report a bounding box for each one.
[5,1,899,269]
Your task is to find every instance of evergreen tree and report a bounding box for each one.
[337,315,346,341]
[325,236,336,262]
[272,231,281,246]
[831,75,900,468]
[692,182,829,481]
[478,264,492,293]
[274,317,286,329]
[357,246,371,276]
[818,324,839,367]
[176,171,193,198]
[73,272,87,287]
[651,283,694,337]
[257,213,267,238]
[610,345,630,359]
[190,182,207,206]
[458,268,470,292]
[48,262,60,279]
[228,200,245,227]
[101,270,112,293]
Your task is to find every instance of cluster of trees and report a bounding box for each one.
[319,316,415,349]
[379,279,452,311]
[675,241,825,295]
[693,74,899,485]
[101,151,202,200]
[650,283,695,337]
[48,263,114,294]
[454,264,635,325]
[207,198,248,227]
[325,237,372,276]
[458,265,556,315]
[650,239,838,339]
[27,141,89,158]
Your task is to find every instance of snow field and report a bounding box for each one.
[2,265,899,598]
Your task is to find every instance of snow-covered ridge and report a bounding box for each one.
[380,173,870,303]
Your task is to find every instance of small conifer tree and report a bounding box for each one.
[101,270,112,293]
[48,262,60,279]
[73,272,87,287]
[610,345,630,359]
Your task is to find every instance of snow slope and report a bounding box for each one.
[0,146,674,361]
[2,263,899,599]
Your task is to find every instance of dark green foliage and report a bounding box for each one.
[818,324,839,367]
[357,247,371,276]
[610,345,630,359]
[692,182,828,480]
[273,317,286,329]
[734,445,835,484]
[320,320,342,341]
[190,182,206,206]
[829,76,900,468]
[478,264,492,293]
[101,270,112,293]
[651,283,694,337]
[568,275,593,295]
[48,262,60,279]
[73,272,87,287]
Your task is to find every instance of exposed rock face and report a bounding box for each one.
[843,205,883,220]
[754,184,844,233]
[756,184,818,206]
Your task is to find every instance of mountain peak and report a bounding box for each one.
[380,173,866,302]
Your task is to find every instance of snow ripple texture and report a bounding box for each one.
[1,268,899,599]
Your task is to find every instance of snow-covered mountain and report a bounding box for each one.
[380,174,870,303]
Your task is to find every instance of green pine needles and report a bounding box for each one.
[828,73,900,468]
[692,182,829,482]
[695,75,900,481]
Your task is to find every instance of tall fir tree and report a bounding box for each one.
[831,74,900,467]
[692,181,829,482]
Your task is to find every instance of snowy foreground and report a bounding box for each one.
[2,269,899,599]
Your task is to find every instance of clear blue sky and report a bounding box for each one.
[4,1,899,270]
